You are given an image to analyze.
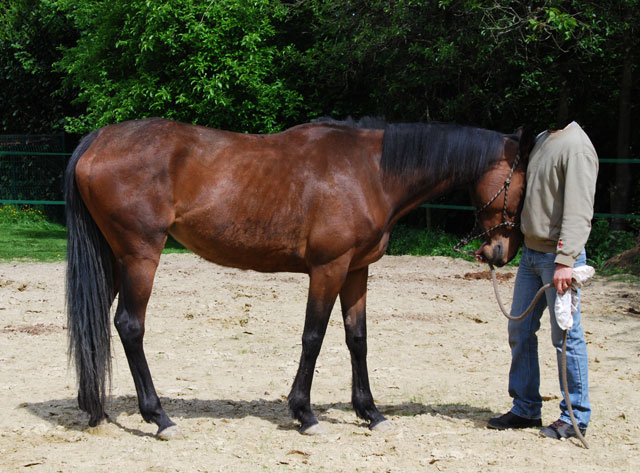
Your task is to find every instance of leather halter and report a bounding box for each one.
[454,151,522,254]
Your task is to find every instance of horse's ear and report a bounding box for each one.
[513,125,534,162]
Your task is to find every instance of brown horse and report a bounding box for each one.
[65,117,533,438]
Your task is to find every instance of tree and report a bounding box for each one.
[472,0,638,225]
[282,0,639,226]
[54,0,303,134]
[607,1,637,228]
[0,0,78,133]
[283,0,505,125]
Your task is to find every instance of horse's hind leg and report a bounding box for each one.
[114,253,178,439]
[339,267,388,430]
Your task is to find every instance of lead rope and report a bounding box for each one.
[488,263,589,449]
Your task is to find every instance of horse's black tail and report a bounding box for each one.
[64,130,115,426]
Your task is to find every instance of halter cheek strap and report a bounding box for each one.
[454,151,521,254]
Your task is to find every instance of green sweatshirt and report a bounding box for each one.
[521,122,599,267]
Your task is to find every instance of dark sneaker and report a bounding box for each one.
[487,411,542,430]
[539,419,587,439]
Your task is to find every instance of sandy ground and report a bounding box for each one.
[0,253,639,472]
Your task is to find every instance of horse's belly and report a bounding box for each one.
[169,219,308,273]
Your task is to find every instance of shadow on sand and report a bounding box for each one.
[23,395,498,437]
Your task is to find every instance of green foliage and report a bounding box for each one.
[2,0,638,145]
[285,0,496,123]
[0,0,78,132]
[1,0,639,229]
[387,225,463,257]
[585,218,636,268]
[0,204,48,224]
[54,0,303,133]
[387,219,637,272]
[385,225,524,266]
[280,0,638,141]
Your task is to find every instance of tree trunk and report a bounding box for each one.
[610,12,633,230]
[556,79,569,128]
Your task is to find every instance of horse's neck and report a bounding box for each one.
[382,171,462,225]
[375,123,505,228]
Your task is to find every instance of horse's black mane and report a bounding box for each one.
[314,116,508,184]
[314,116,387,130]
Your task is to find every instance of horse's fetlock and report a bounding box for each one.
[287,391,309,417]
[139,398,162,418]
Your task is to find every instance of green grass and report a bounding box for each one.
[0,204,189,262]
[1,218,484,263]
[164,235,190,254]
[0,205,67,262]
[0,221,68,262]
[0,205,635,271]
[0,223,190,262]
[386,224,523,266]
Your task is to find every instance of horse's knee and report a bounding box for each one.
[301,332,324,357]
[345,325,367,352]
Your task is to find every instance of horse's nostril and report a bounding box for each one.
[493,242,504,262]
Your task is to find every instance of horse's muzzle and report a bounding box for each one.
[479,240,509,267]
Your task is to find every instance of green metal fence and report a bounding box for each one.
[421,205,640,221]
[1,143,639,220]
[419,158,640,221]
[0,134,67,205]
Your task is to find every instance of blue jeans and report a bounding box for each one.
[508,246,590,428]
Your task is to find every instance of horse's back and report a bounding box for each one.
[74,119,389,272]
[168,122,388,271]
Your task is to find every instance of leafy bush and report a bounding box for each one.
[385,225,525,265]
[0,204,48,224]
[54,0,303,134]
[586,218,636,268]
[388,219,636,271]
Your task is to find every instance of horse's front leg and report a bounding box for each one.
[288,257,350,434]
[339,266,389,430]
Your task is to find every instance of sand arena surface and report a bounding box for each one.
[1,254,638,472]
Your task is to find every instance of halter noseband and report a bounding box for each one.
[453,151,522,255]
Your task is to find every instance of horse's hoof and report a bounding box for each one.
[300,423,326,435]
[370,419,393,432]
[157,425,183,440]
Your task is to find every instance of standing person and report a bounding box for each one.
[480,121,599,439]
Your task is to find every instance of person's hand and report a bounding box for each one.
[554,264,573,294]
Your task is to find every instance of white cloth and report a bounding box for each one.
[554,265,595,330]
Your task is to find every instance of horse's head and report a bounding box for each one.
[472,126,534,267]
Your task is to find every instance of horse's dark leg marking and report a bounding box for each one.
[288,257,350,433]
[114,256,175,435]
[340,266,387,428]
